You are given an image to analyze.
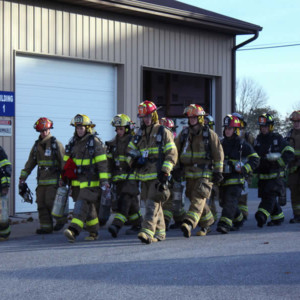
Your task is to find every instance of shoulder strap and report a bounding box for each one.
[50,136,58,167]
[33,139,39,162]
[156,125,165,172]
[203,125,211,160]
[133,128,143,145]
[65,136,76,157]
[87,134,96,158]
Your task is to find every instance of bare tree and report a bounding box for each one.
[236,77,268,115]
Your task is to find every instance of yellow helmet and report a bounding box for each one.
[111,114,131,127]
[71,114,95,128]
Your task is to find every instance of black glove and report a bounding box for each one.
[212,172,223,184]
[158,172,169,185]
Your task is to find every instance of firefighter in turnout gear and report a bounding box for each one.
[254,113,294,228]
[286,110,300,223]
[0,146,12,241]
[127,101,178,244]
[159,117,185,231]
[216,115,259,234]
[107,114,142,238]
[63,114,110,242]
[19,118,65,234]
[176,104,224,238]
[200,115,218,225]
[196,115,218,236]
[232,112,255,220]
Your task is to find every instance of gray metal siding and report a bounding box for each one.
[1,0,234,212]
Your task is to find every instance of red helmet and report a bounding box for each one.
[138,101,157,117]
[289,110,300,121]
[183,104,206,117]
[223,115,241,128]
[159,117,175,129]
[34,117,53,132]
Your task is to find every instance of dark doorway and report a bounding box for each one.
[143,69,212,119]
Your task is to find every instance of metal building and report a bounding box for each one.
[0,0,262,213]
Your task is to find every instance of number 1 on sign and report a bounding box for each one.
[2,104,5,113]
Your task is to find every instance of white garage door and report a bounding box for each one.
[15,55,117,213]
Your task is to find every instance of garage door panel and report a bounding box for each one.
[15,55,117,213]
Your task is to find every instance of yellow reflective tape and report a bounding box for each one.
[99,173,110,180]
[141,228,154,237]
[94,154,107,163]
[220,216,232,226]
[71,218,84,228]
[86,218,99,227]
[128,141,137,150]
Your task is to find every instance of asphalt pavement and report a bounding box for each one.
[1,188,299,300]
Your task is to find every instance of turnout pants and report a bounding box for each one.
[69,187,100,235]
[111,180,142,228]
[218,184,243,229]
[288,170,300,218]
[36,185,66,232]
[256,178,285,223]
[140,180,167,240]
[184,178,213,229]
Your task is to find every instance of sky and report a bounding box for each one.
[179,0,300,117]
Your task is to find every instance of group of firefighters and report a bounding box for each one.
[0,101,300,243]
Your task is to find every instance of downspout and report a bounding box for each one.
[231,31,259,111]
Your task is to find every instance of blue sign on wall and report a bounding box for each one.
[0,91,15,117]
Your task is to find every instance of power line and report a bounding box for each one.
[238,43,300,51]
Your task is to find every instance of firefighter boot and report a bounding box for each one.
[85,232,98,241]
[255,211,267,228]
[196,226,211,236]
[181,221,192,238]
[137,232,152,244]
[125,225,141,235]
[108,225,120,238]
[64,228,76,243]
[216,222,230,234]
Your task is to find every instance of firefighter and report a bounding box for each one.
[19,118,65,234]
[176,104,224,238]
[127,101,178,244]
[286,110,300,223]
[63,114,110,242]
[232,112,255,220]
[201,115,218,224]
[216,115,259,234]
[107,114,142,238]
[0,146,12,241]
[254,113,294,227]
[159,117,185,231]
